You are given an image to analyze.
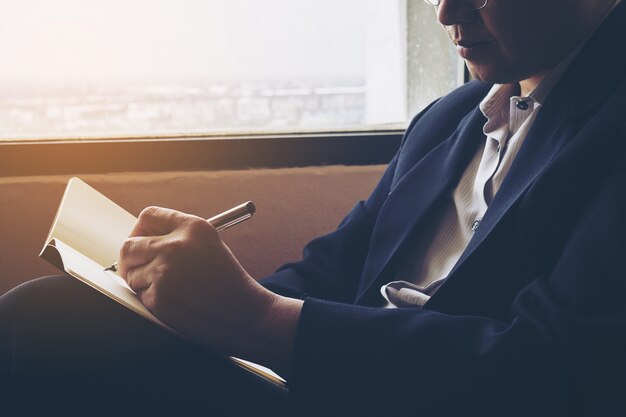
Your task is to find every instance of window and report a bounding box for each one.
[0,0,460,142]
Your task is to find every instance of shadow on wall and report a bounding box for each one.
[0,165,385,295]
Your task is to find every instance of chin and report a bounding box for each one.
[465,66,498,84]
[466,63,530,86]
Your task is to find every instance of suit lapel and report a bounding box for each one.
[355,108,486,301]
[445,98,574,280]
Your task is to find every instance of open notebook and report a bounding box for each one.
[40,177,286,388]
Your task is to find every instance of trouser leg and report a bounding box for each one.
[0,275,291,416]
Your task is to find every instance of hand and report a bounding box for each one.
[118,206,302,373]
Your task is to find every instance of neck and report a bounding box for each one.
[519,71,549,97]
[518,0,617,97]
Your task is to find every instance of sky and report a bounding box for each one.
[0,0,377,82]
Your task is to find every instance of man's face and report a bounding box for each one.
[437,0,590,84]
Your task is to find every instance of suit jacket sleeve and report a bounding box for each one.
[285,169,626,417]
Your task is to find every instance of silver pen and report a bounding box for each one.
[104,201,256,272]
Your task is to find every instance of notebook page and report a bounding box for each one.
[41,177,136,269]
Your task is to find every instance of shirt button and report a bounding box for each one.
[516,100,529,111]
[471,220,481,232]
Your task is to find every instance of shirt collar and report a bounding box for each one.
[479,83,518,139]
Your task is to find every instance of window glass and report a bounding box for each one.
[0,0,459,140]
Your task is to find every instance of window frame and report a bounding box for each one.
[0,129,405,177]
[0,2,470,178]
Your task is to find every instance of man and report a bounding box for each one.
[2,0,625,415]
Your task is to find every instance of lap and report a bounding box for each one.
[0,275,291,416]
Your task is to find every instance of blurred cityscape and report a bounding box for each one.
[0,78,368,140]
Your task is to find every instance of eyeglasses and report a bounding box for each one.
[423,0,489,11]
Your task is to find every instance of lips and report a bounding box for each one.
[455,40,490,60]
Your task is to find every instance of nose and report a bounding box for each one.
[436,0,476,26]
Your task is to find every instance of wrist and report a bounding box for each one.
[252,291,304,378]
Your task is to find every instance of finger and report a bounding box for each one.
[136,285,155,312]
[130,206,192,238]
[125,266,152,295]
[135,284,162,316]
[118,235,162,277]
[132,266,171,314]
[122,243,178,296]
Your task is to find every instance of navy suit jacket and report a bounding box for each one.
[262,4,626,416]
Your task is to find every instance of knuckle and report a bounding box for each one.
[120,238,135,257]
[154,262,172,282]
[147,238,159,252]
[163,237,185,256]
[188,217,217,240]
[139,206,160,220]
